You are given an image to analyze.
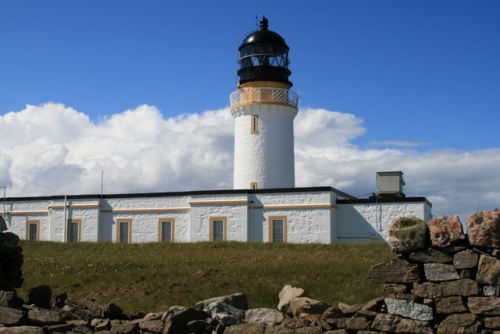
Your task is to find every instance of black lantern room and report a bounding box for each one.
[237,17,292,87]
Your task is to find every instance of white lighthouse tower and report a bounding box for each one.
[230,17,299,190]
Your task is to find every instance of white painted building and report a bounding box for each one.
[3,187,431,244]
[1,18,432,244]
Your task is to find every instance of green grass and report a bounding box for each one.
[19,241,395,314]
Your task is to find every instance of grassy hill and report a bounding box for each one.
[19,241,395,313]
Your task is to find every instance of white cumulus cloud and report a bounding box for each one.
[1,103,499,223]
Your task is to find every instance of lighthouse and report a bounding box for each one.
[230,17,299,190]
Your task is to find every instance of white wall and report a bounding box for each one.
[233,104,296,189]
[336,200,433,243]
[189,193,249,242]
[3,189,432,244]
[251,190,335,243]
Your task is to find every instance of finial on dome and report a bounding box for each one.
[260,16,268,30]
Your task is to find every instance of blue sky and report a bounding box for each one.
[1,1,500,222]
[3,1,499,149]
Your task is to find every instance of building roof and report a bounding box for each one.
[337,196,432,207]
[5,186,357,202]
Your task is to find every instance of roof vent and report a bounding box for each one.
[376,171,405,198]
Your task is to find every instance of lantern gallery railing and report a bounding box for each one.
[230,87,299,109]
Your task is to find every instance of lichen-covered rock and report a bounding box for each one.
[466,209,500,248]
[435,296,468,315]
[412,279,480,298]
[428,215,465,247]
[468,297,500,316]
[384,298,433,321]
[368,259,421,284]
[437,313,479,334]
[477,254,500,285]
[484,317,500,329]
[423,263,460,281]
[204,302,244,326]
[388,216,429,253]
[371,313,433,333]
[453,249,479,269]
[409,248,453,263]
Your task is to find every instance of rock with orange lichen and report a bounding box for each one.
[428,215,465,247]
[467,209,500,248]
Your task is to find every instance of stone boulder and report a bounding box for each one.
[204,301,245,326]
[468,297,500,316]
[163,307,210,334]
[196,292,248,311]
[0,231,24,289]
[27,306,64,326]
[437,313,479,334]
[0,326,44,334]
[423,263,460,282]
[409,248,453,263]
[412,279,480,298]
[0,305,26,326]
[476,254,500,285]
[428,215,465,247]
[289,297,330,320]
[467,209,500,248]
[435,296,468,315]
[245,308,285,326]
[368,259,421,284]
[388,216,429,253]
[277,285,309,315]
[27,285,52,309]
[0,290,23,308]
[223,322,266,334]
[371,313,433,333]
[453,249,479,269]
[384,298,433,321]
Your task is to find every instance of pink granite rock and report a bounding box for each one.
[428,215,465,247]
[466,209,500,248]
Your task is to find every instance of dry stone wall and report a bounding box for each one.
[0,209,500,333]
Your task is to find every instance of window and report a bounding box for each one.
[158,219,175,242]
[251,115,259,134]
[117,219,132,243]
[67,219,81,242]
[269,216,287,243]
[26,220,40,241]
[209,217,227,241]
[250,182,258,190]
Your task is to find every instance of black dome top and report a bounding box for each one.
[239,17,288,50]
[237,17,292,87]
